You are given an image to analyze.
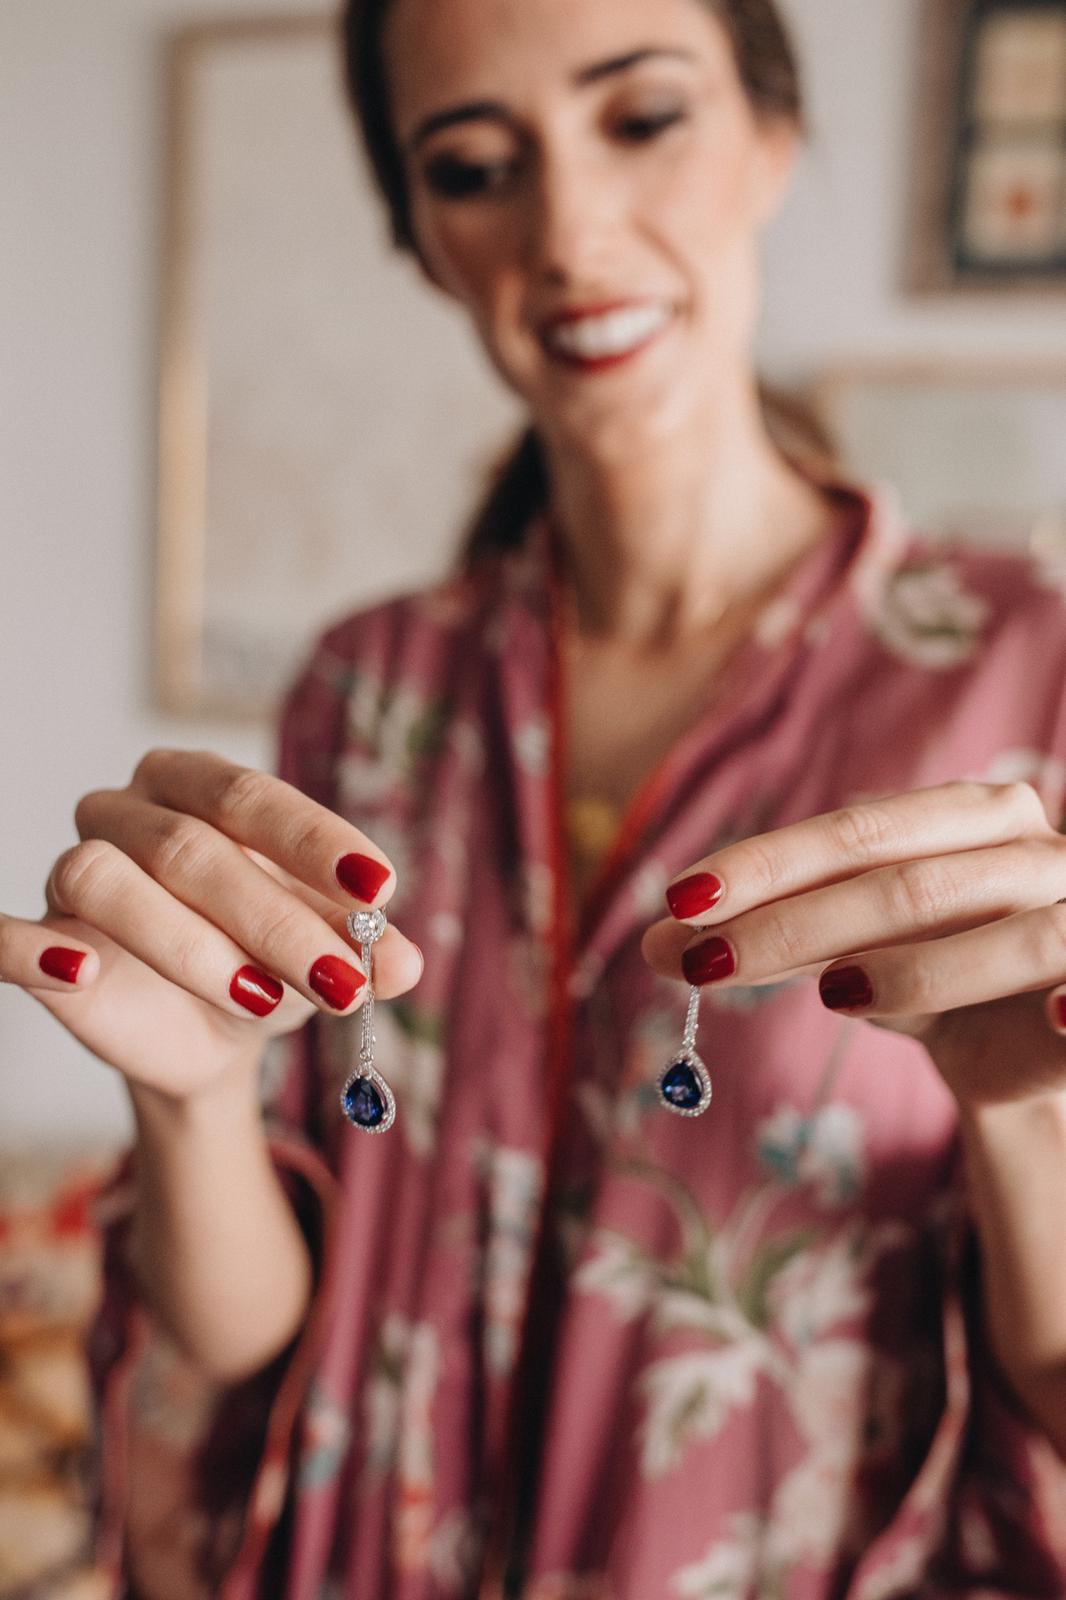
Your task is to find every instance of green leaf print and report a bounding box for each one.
[403,695,454,761]
[390,1000,446,1049]
[735,1231,817,1331]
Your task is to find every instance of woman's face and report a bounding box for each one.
[383,0,799,451]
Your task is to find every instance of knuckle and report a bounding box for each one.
[74,788,115,838]
[212,764,271,826]
[897,956,939,1017]
[166,924,211,989]
[147,814,213,882]
[827,803,896,860]
[131,747,175,790]
[758,905,808,970]
[297,814,340,866]
[735,836,788,901]
[995,780,1047,828]
[0,918,19,971]
[243,898,308,964]
[1030,835,1066,880]
[1032,905,1066,971]
[50,839,121,909]
[885,859,954,929]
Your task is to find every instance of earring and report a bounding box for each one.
[340,906,396,1133]
[658,985,712,1117]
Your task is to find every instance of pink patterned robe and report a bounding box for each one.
[91,469,1066,1598]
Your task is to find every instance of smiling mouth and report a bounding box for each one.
[540,302,676,368]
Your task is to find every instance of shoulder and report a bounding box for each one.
[852,514,1066,678]
[837,511,1066,819]
[279,562,504,717]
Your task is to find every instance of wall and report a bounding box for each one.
[3,0,1065,1148]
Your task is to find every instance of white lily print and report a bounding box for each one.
[865,557,989,669]
[576,1017,914,1489]
[638,1341,769,1478]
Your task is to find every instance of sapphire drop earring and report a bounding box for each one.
[658,985,712,1117]
[340,907,396,1132]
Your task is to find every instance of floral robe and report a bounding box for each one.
[90,468,1066,1599]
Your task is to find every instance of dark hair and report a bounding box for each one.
[340,0,810,564]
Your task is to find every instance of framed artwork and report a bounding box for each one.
[906,0,1066,292]
[155,16,522,720]
[810,358,1066,551]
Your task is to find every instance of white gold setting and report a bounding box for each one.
[340,906,396,1133]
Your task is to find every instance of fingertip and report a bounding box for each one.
[335,853,393,904]
[38,946,98,987]
[1047,988,1066,1035]
[665,873,725,922]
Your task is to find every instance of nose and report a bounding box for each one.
[525,146,620,286]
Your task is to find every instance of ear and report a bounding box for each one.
[751,116,802,228]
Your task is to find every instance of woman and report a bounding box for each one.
[6,0,1066,1592]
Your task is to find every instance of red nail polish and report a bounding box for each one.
[682,936,737,986]
[819,965,874,1012]
[1054,994,1066,1032]
[309,955,366,1011]
[230,965,284,1016]
[39,947,86,984]
[336,853,391,901]
[666,873,725,920]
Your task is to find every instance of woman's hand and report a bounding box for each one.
[643,781,1066,1108]
[1,749,423,1103]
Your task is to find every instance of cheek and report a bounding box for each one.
[647,134,764,270]
[414,207,520,322]
[425,234,534,376]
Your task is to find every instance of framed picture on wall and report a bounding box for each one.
[155,16,521,720]
[906,0,1066,292]
[810,358,1066,552]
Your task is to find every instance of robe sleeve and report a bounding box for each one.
[913,576,1066,1593]
[932,1223,1066,1591]
[87,635,351,1600]
[845,1192,1066,1598]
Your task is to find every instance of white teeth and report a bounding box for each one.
[547,303,672,360]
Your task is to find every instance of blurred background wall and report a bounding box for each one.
[3,0,1066,1151]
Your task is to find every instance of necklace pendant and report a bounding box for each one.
[658,985,712,1118]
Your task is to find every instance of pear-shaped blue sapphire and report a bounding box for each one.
[661,1058,704,1111]
[343,1076,385,1128]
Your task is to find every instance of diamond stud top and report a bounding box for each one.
[347,907,387,946]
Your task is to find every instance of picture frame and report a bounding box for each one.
[905,0,1066,293]
[155,16,521,720]
[810,358,1066,552]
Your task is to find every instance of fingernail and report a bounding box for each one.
[666,873,725,921]
[682,936,737,986]
[309,954,367,1011]
[819,965,874,1012]
[231,965,284,1016]
[39,947,87,984]
[336,853,391,901]
[1053,993,1066,1033]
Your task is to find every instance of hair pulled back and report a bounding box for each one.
[339,0,808,564]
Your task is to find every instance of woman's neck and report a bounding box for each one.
[540,389,836,652]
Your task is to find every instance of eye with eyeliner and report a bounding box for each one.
[614,105,688,141]
[421,104,687,201]
[422,153,521,199]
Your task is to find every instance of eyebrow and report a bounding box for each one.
[407,47,699,152]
